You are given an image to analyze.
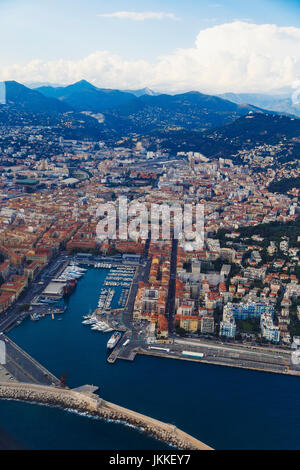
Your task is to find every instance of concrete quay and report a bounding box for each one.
[136,348,300,376]
[0,335,60,386]
[0,381,212,450]
[112,341,300,376]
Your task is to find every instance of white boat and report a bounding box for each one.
[107,332,122,349]
[82,318,97,325]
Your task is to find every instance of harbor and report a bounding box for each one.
[26,259,138,337]
[4,262,300,450]
[6,253,300,374]
[25,255,298,376]
[14,256,143,357]
[0,253,299,449]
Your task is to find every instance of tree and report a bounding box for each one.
[175,326,187,337]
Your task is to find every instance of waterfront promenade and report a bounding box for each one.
[0,381,212,450]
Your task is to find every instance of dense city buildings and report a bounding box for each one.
[0,122,299,353]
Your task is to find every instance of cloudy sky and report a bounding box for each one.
[1,0,300,93]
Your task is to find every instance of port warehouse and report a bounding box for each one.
[42,280,65,298]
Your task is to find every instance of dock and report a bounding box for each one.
[108,337,300,376]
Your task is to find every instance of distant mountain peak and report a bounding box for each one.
[5,80,25,88]
[141,87,157,95]
[68,80,97,90]
[125,87,159,97]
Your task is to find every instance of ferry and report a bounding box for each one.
[107,332,122,350]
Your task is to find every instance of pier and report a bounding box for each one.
[0,381,212,450]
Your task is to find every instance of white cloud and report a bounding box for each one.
[97,11,179,21]
[2,21,300,94]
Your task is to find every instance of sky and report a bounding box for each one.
[1,0,300,93]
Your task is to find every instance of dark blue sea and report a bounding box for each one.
[0,267,299,449]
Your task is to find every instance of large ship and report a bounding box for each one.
[107,331,121,350]
[63,279,77,297]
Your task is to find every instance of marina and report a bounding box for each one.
[103,265,136,289]
[53,264,87,282]
[95,262,112,269]
[26,261,136,343]
[77,263,136,336]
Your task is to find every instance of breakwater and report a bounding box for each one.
[0,382,212,450]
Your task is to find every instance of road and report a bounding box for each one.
[166,238,178,334]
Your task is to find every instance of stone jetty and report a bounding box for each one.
[0,382,212,450]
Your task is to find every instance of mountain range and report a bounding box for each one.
[0,81,111,139]
[34,79,266,132]
[1,80,300,157]
[33,82,300,118]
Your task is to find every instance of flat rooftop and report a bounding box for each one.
[43,281,64,296]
